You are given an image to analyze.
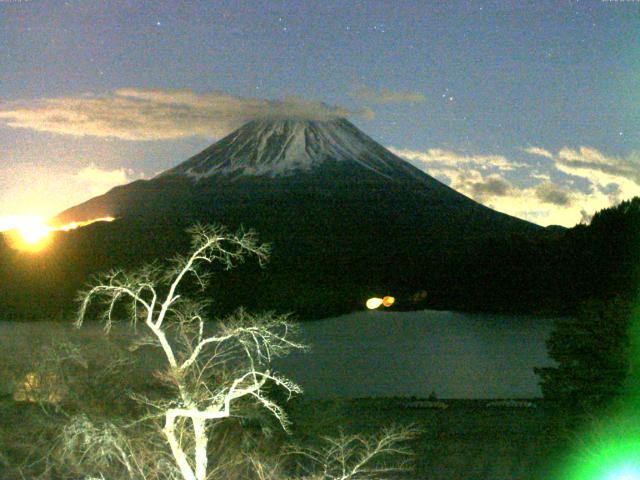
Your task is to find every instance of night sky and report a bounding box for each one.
[0,0,638,226]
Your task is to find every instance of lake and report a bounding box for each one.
[274,310,558,399]
[0,310,558,399]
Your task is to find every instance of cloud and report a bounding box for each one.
[548,147,640,213]
[0,89,373,141]
[0,163,141,219]
[525,145,640,201]
[436,169,515,203]
[71,166,139,198]
[556,146,640,187]
[388,147,523,171]
[522,146,554,159]
[470,174,512,199]
[352,87,426,105]
[391,145,640,227]
[534,181,573,206]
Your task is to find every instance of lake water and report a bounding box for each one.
[274,310,558,399]
[0,310,558,399]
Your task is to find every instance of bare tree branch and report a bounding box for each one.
[290,425,420,480]
[75,224,301,480]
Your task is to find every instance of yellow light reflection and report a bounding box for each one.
[0,215,115,253]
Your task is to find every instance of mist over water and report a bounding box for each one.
[0,310,558,399]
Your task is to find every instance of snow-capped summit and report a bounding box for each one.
[55,116,538,231]
[159,118,424,181]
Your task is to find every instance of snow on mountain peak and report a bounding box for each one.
[160,118,417,181]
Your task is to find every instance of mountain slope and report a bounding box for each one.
[55,118,536,236]
[16,118,550,319]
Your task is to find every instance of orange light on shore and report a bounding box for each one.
[366,295,395,310]
[382,296,395,307]
[0,216,115,252]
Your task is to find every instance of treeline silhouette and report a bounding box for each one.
[422,197,640,315]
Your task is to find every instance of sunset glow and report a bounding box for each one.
[0,215,115,252]
[17,219,50,245]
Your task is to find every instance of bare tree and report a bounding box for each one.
[77,224,305,480]
[291,425,419,480]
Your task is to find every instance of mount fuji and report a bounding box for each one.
[5,118,550,319]
[55,117,536,237]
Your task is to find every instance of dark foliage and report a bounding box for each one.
[535,296,635,412]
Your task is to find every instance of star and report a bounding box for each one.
[156,21,162,27]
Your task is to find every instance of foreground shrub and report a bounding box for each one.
[535,297,633,414]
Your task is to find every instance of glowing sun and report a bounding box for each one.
[0,215,115,252]
[17,219,50,245]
